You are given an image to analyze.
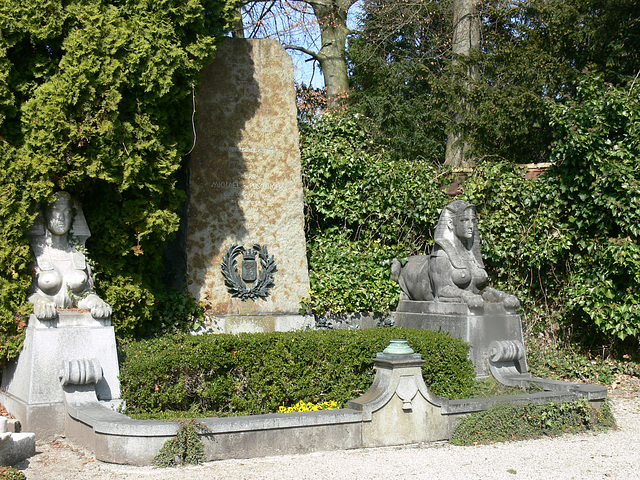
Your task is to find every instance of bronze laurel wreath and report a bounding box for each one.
[221,243,277,301]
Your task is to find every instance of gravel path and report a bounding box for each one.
[17,392,640,480]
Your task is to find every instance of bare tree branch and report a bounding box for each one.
[243,0,358,100]
[284,43,323,61]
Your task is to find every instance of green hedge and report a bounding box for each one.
[119,327,475,416]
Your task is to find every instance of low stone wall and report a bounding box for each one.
[61,348,607,466]
[2,313,608,466]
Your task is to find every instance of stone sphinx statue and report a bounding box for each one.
[28,191,112,320]
[391,200,519,310]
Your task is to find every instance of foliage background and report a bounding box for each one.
[0,0,240,364]
[301,0,640,353]
[301,77,640,347]
[299,113,454,314]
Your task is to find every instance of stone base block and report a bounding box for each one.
[0,432,36,466]
[394,300,527,377]
[198,313,314,334]
[0,396,66,443]
[0,312,120,439]
[349,350,451,447]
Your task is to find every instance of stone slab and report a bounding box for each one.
[0,432,36,466]
[0,312,120,439]
[187,38,310,328]
[394,301,527,377]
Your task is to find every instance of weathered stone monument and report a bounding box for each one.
[186,38,311,333]
[0,192,121,439]
[391,200,527,379]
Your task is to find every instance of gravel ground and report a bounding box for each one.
[15,389,640,480]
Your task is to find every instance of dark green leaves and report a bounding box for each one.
[0,0,240,356]
[300,112,454,314]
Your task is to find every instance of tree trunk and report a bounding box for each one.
[312,0,351,106]
[445,0,481,168]
[232,6,245,38]
[243,0,353,105]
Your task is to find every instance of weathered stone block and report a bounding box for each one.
[349,346,450,447]
[187,38,310,331]
[0,312,120,439]
[0,432,35,467]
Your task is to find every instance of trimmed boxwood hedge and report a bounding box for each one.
[119,327,475,416]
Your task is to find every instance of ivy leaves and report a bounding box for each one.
[300,113,454,314]
[302,79,640,344]
[547,77,640,340]
[464,76,640,342]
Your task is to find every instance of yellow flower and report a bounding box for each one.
[277,400,340,413]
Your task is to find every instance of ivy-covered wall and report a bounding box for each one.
[299,113,454,315]
[0,0,241,364]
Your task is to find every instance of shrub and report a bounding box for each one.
[525,337,640,385]
[120,327,475,416]
[300,113,452,247]
[450,399,615,445]
[153,419,209,467]
[547,76,640,342]
[301,235,406,315]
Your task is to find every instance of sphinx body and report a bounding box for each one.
[392,200,519,310]
[28,191,112,320]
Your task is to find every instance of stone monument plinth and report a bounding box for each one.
[0,312,120,439]
[394,301,527,378]
[187,38,311,333]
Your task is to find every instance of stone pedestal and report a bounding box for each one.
[0,312,120,440]
[186,38,310,333]
[394,301,527,378]
[349,342,450,447]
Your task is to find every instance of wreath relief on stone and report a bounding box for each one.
[221,243,277,301]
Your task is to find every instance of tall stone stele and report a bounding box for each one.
[186,38,311,333]
[391,200,528,380]
[0,192,121,439]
